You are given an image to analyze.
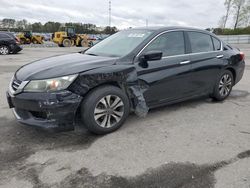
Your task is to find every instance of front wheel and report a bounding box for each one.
[81,85,130,134]
[212,70,234,101]
[62,39,71,47]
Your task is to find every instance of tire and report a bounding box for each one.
[88,41,94,47]
[212,70,234,101]
[80,40,87,47]
[0,45,10,55]
[81,85,130,134]
[62,39,71,47]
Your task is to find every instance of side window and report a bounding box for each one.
[212,37,221,51]
[0,33,8,39]
[188,32,214,53]
[0,33,11,39]
[223,44,232,51]
[143,31,185,57]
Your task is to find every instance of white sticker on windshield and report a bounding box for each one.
[128,33,145,38]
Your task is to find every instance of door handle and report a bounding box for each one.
[216,54,224,59]
[179,60,191,65]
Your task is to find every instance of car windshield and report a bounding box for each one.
[85,30,152,57]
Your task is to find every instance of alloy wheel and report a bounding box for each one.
[219,73,232,97]
[94,95,124,128]
[0,46,9,55]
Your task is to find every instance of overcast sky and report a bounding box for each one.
[0,0,226,29]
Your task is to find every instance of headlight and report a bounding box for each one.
[23,74,78,92]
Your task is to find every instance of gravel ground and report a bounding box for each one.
[0,44,249,188]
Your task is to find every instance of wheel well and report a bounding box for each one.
[91,82,121,91]
[226,68,236,82]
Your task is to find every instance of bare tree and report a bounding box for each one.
[223,0,233,28]
[232,0,246,29]
[241,0,250,26]
[218,16,226,28]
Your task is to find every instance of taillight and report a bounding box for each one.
[239,52,245,61]
[15,37,20,44]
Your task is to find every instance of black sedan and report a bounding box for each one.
[0,32,22,55]
[6,27,245,134]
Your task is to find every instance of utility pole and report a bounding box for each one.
[146,19,148,27]
[109,1,111,27]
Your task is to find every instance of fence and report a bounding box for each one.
[218,35,250,44]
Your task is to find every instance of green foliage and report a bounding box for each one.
[65,23,99,34]
[0,18,118,34]
[103,26,118,34]
[43,22,61,33]
[1,18,16,29]
[213,26,250,35]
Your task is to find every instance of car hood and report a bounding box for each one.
[16,53,118,80]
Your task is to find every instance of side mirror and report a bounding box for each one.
[140,51,163,62]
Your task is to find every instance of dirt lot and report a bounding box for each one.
[0,45,250,188]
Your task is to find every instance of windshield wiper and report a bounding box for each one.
[85,53,98,56]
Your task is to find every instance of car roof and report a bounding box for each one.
[0,31,11,34]
[129,26,211,33]
[127,26,218,39]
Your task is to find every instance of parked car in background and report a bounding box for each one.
[42,33,52,41]
[6,27,245,134]
[0,31,22,55]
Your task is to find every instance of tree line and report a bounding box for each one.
[219,0,250,29]
[0,18,118,34]
[215,0,250,34]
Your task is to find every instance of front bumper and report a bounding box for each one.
[10,44,22,54]
[6,90,82,132]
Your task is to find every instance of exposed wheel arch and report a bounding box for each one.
[84,82,123,96]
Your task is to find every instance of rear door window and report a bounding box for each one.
[212,37,221,51]
[143,31,185,57]
[188,32,214,53]
[0,33,9,39]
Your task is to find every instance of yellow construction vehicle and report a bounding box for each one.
[52,26,94,47]
[17,31,44,44]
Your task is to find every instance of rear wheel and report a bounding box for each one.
[212,70,234,101]
[62,39,71,47]
[81,85,130,134]
[0,45,10,55]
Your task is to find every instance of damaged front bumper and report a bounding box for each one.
[6,90,82,131]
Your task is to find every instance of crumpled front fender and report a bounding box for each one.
[69,65,150,117]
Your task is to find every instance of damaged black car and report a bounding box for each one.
[6,27,245,134]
